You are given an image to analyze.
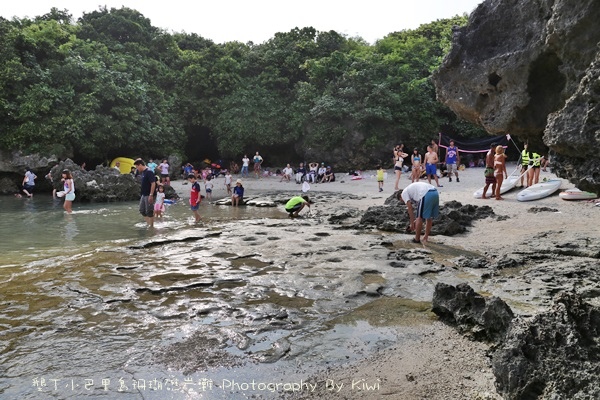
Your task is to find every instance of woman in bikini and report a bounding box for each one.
[494,145,508,200]
[393,144,408,191]
[411,148,422,183]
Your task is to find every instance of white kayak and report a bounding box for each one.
[473,175,519,199]
[559,189,598,201]
[517,179,562,202]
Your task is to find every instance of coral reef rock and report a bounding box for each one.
[492,293,600,400]
[433,0,600,193]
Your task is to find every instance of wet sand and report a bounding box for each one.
[168,165,598,399]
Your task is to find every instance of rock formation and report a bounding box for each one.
[359,192,495,235]
[432,282,514,342]
[433,0,600,193]
[492,292,600,399]
[433,284,600,399]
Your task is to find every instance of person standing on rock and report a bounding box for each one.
[445,140,460,182]
[481,143,497,199]
[398,182,439,244]
[134,159,156,228]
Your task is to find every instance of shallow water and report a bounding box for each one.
[0,195,435,399]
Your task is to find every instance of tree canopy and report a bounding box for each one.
[0,7,485,168]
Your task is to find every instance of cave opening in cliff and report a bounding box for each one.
[519,52,567,133]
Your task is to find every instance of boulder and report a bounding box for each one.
[49,159,140,202]
[432,282,514,342]
[359,197,494,236]
[433,0,600,193]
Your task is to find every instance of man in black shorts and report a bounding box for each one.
[134,159,156,228]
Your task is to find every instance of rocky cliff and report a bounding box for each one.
[433,0,600,193]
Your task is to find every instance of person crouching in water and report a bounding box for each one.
[285,195,312,218]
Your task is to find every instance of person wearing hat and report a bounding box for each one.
[285,195,312,218]
[232,179,244,206]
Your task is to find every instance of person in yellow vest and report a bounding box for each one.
[527,151,542,186]
[520,143,530,187]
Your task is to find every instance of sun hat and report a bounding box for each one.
[236,179,242,184]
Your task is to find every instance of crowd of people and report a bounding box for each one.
[19,140,551,238]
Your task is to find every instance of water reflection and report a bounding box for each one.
[62,214,79,242]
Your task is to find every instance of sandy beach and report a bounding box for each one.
[165,164,598,399]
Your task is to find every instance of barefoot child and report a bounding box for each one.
[224,171,232,195]
[205,176,214,201]
[154,185,165,218]
[376,166,384,192]
[188,174,202,222]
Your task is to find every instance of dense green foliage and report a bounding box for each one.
[0,7,485,167]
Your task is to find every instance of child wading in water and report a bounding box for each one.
[205,176,214,202]
[376,166,384,192]
[188,174,202,222]
[154,185,166,218]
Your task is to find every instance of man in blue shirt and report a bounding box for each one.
[445,140,460,182]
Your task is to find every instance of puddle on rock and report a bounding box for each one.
[361,270,387,285]
[327,297,435,328]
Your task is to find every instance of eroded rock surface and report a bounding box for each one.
[360,193,494,235]
[433,0,600,193]
[432,282,514,342]
[492,293,600,400]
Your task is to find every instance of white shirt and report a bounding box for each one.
[401,182,436,203]
[283,167,293,176]
[242,157,249,167]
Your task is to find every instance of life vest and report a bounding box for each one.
[521,149,530,165]
[531,152,541,167]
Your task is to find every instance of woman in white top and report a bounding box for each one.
[61,169,76,214]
